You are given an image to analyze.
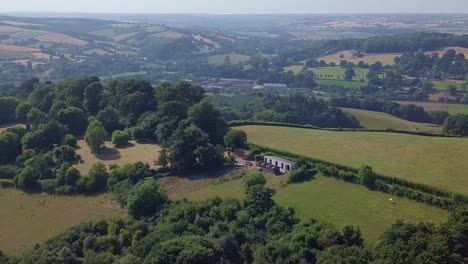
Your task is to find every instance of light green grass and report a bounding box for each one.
[341,108,442,133]
[284,65,305,74]
[0,189,122,253]
[238,125,468,194]
[432,79,466,91]
[396,101,468,115]
[181,174,448,245]
[311,67,369,81]
[315,79,367,89]
[208,53,251,64]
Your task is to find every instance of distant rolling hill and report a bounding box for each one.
[341,108,442,133]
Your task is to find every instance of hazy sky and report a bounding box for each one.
[2,0,468,14]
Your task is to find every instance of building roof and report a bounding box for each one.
[264,155,295,164]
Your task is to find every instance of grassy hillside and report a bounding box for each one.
[315,79,367,89]
[396,101,468,115]
[319,50,400,65]
[238,125,468,194]
[0,189,122,253]
[208,53,251,64]
[180,174,448,244]
[341,108,442,133]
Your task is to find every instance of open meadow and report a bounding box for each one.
[238,125,468,194]
[341,108,442,133]
[208,53,251,64]
[0,189,122,253]
[432,79,467,91]
[315,79,367,89]
[179,173,448,244]
[318,50,400,65]
[396,101,468,114]
[75,140,161,174]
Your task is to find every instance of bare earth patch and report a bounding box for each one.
[0,189,122,254]
[75,140,161,174]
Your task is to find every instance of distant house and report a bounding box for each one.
[263,155,296,173]
[263,83,287,89]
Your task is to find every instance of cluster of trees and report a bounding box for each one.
[5,172,467,264]
[443,114,468,136]
[0,77,234,193]
[395,49,467,79]
[329,96,449,125]
[212,93,361,128]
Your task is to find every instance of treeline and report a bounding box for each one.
[4,172,468,264]
[212,93,361,128]
[395,49,467,79]
[319,32,468,54]
[0,77,232,193]
[329,96,449,125]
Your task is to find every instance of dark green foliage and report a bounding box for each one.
[0,165,18,180]
[13,166,40,190]
[0,132,21,165]
[112,130,130,147]
[56,107,88,135]
[63,134,78,148]
[194,144,226,170]
[443,114,468,136]
[22,121,66,152]
[132,112,158,141]
[344,68,356,81]
[0,97,20,124]
[287,160,317,184]
[53,145,77,164]
[127,178,167,219]
[358,165,376,188]
[15,102,32,123]
[85,119,108,153]
[26,107,47,126]
[78,163,108,193]
[107,162,152,187]
[83,82,104,115]
[188,98,228,145]
[317,246,371,264]
[428,111,450,125]
[243,172,267,190]
[96,106,124,133]
[149,236,221,264]
[224,129,247,148]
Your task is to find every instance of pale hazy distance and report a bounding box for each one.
[2,0,468,14]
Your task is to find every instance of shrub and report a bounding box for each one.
[287,163,317,184]
[0,165,18,179]
[112,130,131,147]
[358,165,376,188]
[63,134,78,148]
[127,178,167,219]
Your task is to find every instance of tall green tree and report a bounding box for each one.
[85,119,108,154]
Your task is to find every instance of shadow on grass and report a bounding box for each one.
[96,147,121,161]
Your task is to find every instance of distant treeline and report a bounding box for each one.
[318,33,468,55]
[329,96,449,125]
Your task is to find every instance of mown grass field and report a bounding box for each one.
[311,67,369,81]
[319,50,400,65]
[396,101,468,115]
[341,108,442,133]
[180,174,448,244]
[238,125,468,195]
[208,53,251,64]
[315,79,367,89]
[0,189,122,253]
[75,140,160,174]
[432,79,466,91]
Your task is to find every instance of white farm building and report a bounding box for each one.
[263,156,297,173]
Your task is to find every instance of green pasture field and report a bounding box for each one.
[315,79,367,89]
[238,125,468,195]
[208,53,251,64]
[432,79,466,91]
[341,108,442,133]
[180,174,448,245]
[396,101,468,115]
